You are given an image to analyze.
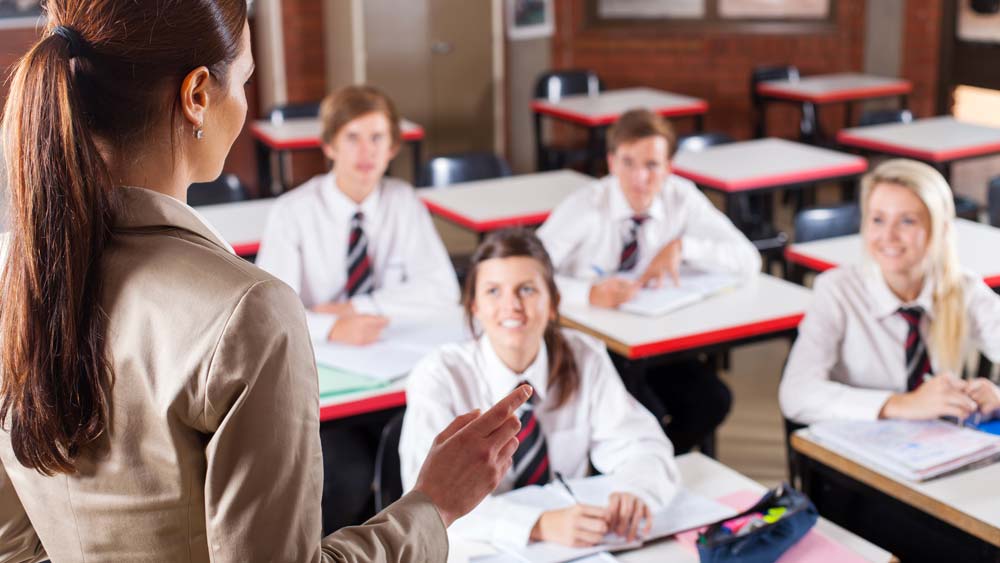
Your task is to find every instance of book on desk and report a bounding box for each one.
[617,268,741,317]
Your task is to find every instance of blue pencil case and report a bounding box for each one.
[696,483,818,563]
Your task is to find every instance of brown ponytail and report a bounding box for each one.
[463,228,581,408]
[0,0,247,476]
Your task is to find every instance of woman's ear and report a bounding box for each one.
[179,66,212,133]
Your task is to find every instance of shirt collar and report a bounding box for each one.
[321,172,382,222]
[607,174,666,224]
[115,186,235,255]
[479,334,550,404]
[864,262,936,320]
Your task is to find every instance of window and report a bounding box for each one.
[587,0,835,33]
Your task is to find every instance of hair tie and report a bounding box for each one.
[51,26,88,59]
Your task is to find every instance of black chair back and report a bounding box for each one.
[989,176,1000,227]
[188,174,249,207]
[373,411,406,513]
[534,69,603,101]
[419,152,512,188]
[858,109,913,127]
[750,65,816,140]
[793,203,861,244]
[269,101,321,124]
[675,132,735,154]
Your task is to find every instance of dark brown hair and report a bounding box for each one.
[607,108,678,158]
[463,229,580,408]
[320,85,402,148]
[0,0,248,475]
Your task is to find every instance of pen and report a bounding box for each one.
[553,471,579,503]
[591,265,606,278]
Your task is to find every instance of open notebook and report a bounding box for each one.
[469,475,735,563]
[617,268,741,317]
[808,420,1000,482]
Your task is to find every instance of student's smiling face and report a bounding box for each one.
[471,256,555,363]
[864,181,932,278]
[608,135,671,215]
[324,111,398,192]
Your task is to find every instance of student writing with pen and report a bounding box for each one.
[536,109,760,453]
[780,159,1000,426]
[399,230,680,548]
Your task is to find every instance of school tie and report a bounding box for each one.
[510,383,551,489]
[345,211,374,297]
[618,215,648,273]
[898,307,932,391]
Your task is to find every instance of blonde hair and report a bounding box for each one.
[860,159,965,372]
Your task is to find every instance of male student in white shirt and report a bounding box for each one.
[256,85,460,533]
[537,108,761,454]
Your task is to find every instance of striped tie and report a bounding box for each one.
[899,307,932,390]
[345,211,374,297]
[511,384,550,489]
[618,215,648,273]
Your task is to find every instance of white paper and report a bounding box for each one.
[618,269,740,317]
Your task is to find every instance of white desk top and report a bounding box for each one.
[449,453,891,563]
[785,218,1000,288]
[251,117,424,150]
[756,72,912,104]
[419,169,591,232]
[837,116,1000,163]
[672,138,868,193]
[795,429,1000,547]
[560,273,812,359]
[530,87,708,126]
[196,198,275,256]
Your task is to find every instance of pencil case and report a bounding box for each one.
[696,483,818,563]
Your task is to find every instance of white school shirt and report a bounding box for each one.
[255,173,459,323]
[779,263,1000,425]
[399,329,680,548]
[535,174,762,306]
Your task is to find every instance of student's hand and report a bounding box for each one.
[967,377,1000,419]
[326,314,388,345]
[589,278,639,308]
[638,239,683,289]
[413,385,532,527]
[313,301,355,316]
[606,492,652,541]
[879,372,978,421]
[530,504,610,547]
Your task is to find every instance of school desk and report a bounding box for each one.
[251,117,425,192]
[318,369,407,422]
[784,218,1000,288]
[793,429,1000,562]
[196,198,275,257]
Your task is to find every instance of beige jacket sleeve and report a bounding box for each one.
[202,280,447,563]
[0,460,46,563]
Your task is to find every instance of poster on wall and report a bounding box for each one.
[958,0,1000,43]
[597,0,705,19]
[507,0,554,40]
[0,0,41,19]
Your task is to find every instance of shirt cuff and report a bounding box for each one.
[492,501,546,549]
[350,295,379,315]
[842,389,895,421]
[555,275,594,307]
[304,312,337,341]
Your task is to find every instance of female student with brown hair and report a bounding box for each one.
[0,2,526,561]
[400,229,680,548]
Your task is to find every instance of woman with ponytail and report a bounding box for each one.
[399,229,680,548]
[0,2,528,561]
[780,159,1000,425]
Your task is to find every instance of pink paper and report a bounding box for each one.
[675,490,872,563]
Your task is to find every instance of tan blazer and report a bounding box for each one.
[0,187,447,563]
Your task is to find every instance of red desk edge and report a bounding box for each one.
[251,122,425,151]
[673,158,868,192]
[232,241,261,257]
[422,199,552,232]
[530,99,709,127]
[755,81,912,104]
[836,130,1000,163]
[626,313,805,359]
[320,390,407,421]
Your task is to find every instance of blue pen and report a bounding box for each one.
[591,265,607,278]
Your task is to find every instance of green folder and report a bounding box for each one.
[317,364,390,398]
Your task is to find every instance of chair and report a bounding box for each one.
[187,173,249,207]
[674,132,735,155]
[534,69,604,171]
[418,152,512,188]
[268,101,321,124]
[988,176,1000,227]
[750,65,817,141]
[372,410,406,513]
[793,203,861,244]
[857,108,913,128]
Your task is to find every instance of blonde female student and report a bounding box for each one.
[780,159,1000,426]
[400,229,680,548]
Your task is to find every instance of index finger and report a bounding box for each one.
[469,384,532,437]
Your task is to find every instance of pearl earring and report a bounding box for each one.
[195,126,205,140]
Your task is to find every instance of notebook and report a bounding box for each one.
[808,420,1000,481]
[618,268,741,317]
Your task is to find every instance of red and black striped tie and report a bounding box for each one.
[899,307,932,390]
[345,211,374,297]
[618,215,648,272]
[511,384,550,489]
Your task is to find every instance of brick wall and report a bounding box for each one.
[901,0,944,117]
[280,0,328,186]
[0,27,41,106]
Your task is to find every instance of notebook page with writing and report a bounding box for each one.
[618,269,741,317]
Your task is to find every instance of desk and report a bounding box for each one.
[784,218,1000,288]
[318,376,407,422]
[793,430,1000,561]
[531,87,708,173]
[449,452,891,562]
[196,198,275,257]
[419,169,590,234]
[672,138,867,226]
[756,73,911,138]
[251,117,425,192]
